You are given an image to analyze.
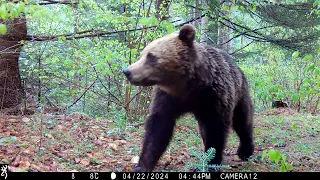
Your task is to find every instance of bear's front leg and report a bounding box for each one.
[132,89,185,172]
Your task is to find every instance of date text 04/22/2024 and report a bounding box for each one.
[121,172,258,180]
[121,172,210,180]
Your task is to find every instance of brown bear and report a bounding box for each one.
[123,24,254,172]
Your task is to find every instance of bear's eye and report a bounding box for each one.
[146,53,158,65]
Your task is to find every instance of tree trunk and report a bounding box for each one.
[217,0,233,53]
[0,18,27,109]
[155,0,170,21]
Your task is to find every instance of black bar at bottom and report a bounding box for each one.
[2,172,320,180]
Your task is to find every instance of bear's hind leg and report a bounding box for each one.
[232,97,254,161]
[194,111,231,171]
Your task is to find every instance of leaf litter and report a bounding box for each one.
[0,110,319,172]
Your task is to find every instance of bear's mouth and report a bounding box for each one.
[128,78,157,86]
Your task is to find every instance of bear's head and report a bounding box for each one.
[123,24,198,89]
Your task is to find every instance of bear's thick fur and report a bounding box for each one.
[123,24,254,172]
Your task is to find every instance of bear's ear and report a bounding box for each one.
[178,24,196,46]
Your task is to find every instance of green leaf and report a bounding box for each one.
[139,16,158,26]
[292,124,297,130]
[281,154,286,162]
[10,8,20,18]
[268,150,276,161]
[277,92,284,99]
[268,149,281,164]
[33,11,42,19]
[303,55,313,61]
[0,4,8,19]
[17,2,25,13]
[102,69,112,76]
[287,163,293,170]
[292,93,299,103]
[79,69,86,76]
[280,162,287,172]
[95,63,103,71]
[261,150,268,160]
[306,64,315,72]
[61,36,66,41]
[292,51,299,58]
[69,70,75,77]
[274,151,281,164]
[317,47,320,54]
[252,5,257,11]
[0,24,7,35]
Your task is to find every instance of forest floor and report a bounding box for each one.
[0,108,319,173]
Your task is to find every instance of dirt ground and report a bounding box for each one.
[0,108,319,172]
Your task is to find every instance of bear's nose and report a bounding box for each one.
[123,69,131,78]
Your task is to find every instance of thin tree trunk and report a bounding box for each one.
[217,0,233,53]
[155,0,170,21]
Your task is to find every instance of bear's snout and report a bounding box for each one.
[123,69,131,79]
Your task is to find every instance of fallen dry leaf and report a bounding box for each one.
[80,159,90,166]
[30,164,41,170]
[19,161,31,168]
[56,125,68,132]
[75,158,80,164]
[131,156,139,164]
[10,132,18,136]
[163,155,172,161]
[46,134,54,139]
[8,166,18,172]
[50,148,63,158]
[95,140,103,146]
[93,152,104,159]
[108,143,118,151]
[8,119,18,123]
[181,151,190,159]
[176,156,185,165]
[162,155,172,166]
[87,153,93,159]
[50,148,58,154]
[22,117,30,123]
[12,155,21,167]
[164,160,171,166]
[30,136,40,143]
[115,140,127,145]
[110,159,117,163]
[22,149,31,155]
[125,166,133,171]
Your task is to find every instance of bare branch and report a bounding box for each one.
[66,78,97,110]
[38,0,76,6]
[25,14,206,42]
[230,40,254,55]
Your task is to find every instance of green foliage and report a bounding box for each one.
[0,23,6,34]
[11,0,319,129]
[262,149,293,172]
[0,136,18,145]
[0,1,25,20]
[240,48,320,113]
[184,147,230,172]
